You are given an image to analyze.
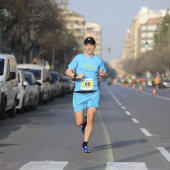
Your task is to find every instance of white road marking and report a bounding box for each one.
[157,147,170,162]
[125,111,131,116]
[140,128,152,136]
[121,106,126,109]
[139,90,170,101]
[131,118,139,123]
[19,161,68,170]
[106,162,148,170]
[118,103,122,106]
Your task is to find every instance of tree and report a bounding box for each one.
[0,0,78,67]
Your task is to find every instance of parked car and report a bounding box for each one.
[16,70,30,114]
[47,72,56,100]
[48,71,62,97]
[23,71,40,110]
[0,54,19,119]
[17,64,50,104]
[59,74,66,97]
[63,76,75,93]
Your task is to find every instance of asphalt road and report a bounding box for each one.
[0,82,170,170]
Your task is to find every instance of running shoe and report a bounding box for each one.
[81,116,87,134]
[82,145,91,153]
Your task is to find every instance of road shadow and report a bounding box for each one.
[92,138,148,151]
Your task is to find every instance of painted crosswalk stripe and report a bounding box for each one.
[140,128,152,136]
[157,147,170,162]
[19,161,68,170]
[132,118,139,123]
[106,162,148,170]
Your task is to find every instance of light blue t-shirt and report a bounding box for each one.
[68,53,106,91]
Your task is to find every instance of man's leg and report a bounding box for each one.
[75,110,84,127]
[84,107,97,143]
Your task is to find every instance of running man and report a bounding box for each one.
[65,37,107,153]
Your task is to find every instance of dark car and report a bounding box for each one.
[49,71,66,97]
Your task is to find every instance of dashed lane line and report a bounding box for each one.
[121,106,126,109]
[157,147,170,163]
[140,128,152,137]
[131,118,139,123]
[125,111,131,116]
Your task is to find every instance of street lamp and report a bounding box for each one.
[165,23,169,50]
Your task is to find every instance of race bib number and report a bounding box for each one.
[80,79,94,90]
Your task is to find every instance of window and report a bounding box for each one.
[24,75,33,85]
[141,26,146,30]
[6,60,10,80]
[18,68,41,80]
[0,59,4,75]
[147,32,153,38]
[141,33,147,38]
[50,73,58,81]
[147,25,157,31]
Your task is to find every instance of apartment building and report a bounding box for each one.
[123,7,168,59]
[62,9,85,52]
[139,17,163,54]
[84,23,102,57]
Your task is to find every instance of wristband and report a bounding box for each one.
[74,74,77,80]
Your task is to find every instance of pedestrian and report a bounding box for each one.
[65,37,107,153]
[154,75,160,89]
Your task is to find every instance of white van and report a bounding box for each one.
[17,64,50,104]
[0,54,19,119]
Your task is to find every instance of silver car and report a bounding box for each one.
[23,71,41,111]
[49,71,62,97]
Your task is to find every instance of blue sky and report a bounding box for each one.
[68,0,170,63]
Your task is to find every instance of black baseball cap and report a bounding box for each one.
[84,37,96,45]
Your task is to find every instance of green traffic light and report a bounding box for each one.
[145,42,148,48]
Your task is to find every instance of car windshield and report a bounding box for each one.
[0,59,4,76]
[24,75,33,85]
[64,78,69,82]
[19,68,41,80]
[50,72,58,81]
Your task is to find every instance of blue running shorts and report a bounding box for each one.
[73,90,100,112]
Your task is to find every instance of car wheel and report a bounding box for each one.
[39,92,44,105]
[31,97,37,111]
[8,98,16,117]
[25,96,30,112]
[44,93,49,104]
[35,96,38,110]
